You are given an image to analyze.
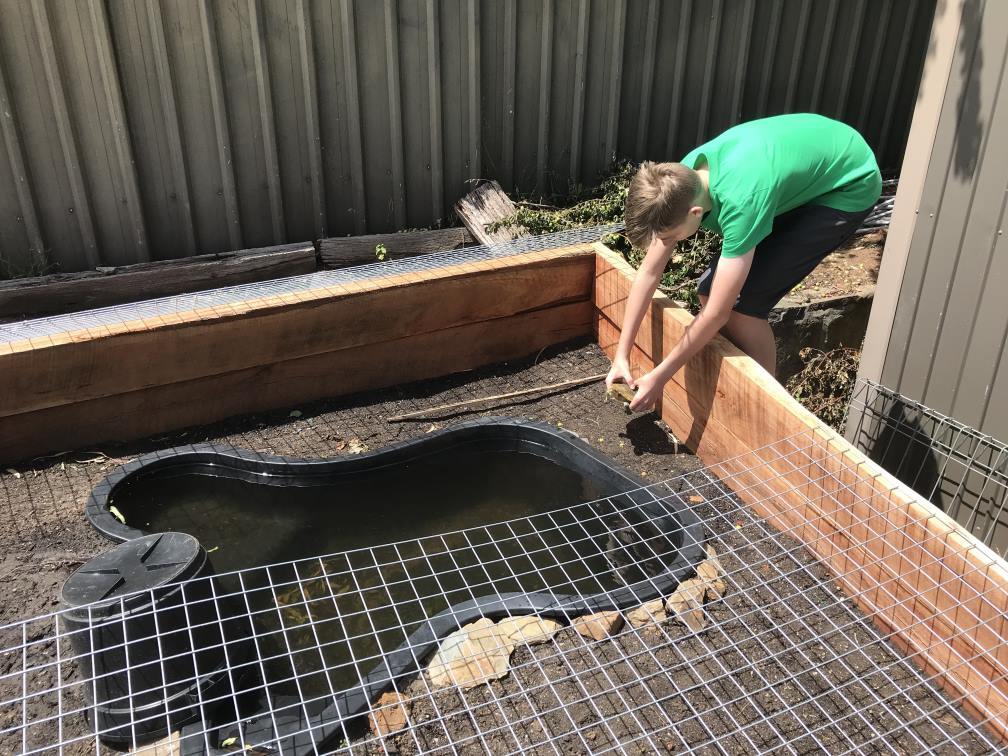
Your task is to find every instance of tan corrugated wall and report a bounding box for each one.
[0,0,935,274]
[856,0,1008,552]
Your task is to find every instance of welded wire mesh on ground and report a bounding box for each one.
[2,425,1004,755]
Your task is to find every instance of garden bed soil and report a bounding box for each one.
[366,484,987,753]
[0,338,994,754]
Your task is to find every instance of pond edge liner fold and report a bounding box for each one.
[80,417,706,753]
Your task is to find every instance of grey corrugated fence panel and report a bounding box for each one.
[0,0,935,275]
[878,0,1008,442]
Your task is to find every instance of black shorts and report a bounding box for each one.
[696,203,872,320]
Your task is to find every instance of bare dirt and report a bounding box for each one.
[782,230,885,306]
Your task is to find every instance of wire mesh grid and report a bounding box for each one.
[847,379,1008,559]
[2,426,1005,755]
[0,224,620,345]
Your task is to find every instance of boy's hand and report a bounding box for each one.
[605,356,636,391]
[629,370,664,413]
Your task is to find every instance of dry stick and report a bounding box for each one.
[387,373,608,423]
[658,279,694,298]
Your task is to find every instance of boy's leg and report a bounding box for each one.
[699,293,777,374]
[723,311,777,375]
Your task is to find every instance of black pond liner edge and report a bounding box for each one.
[79,417,706,754]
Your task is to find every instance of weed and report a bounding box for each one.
[0,252,57,280]
[489,161,721,311]
[785,347,860,432]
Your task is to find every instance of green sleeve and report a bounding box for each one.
[718,190,774,258]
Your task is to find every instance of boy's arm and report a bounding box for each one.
[629,249,754,412]
[605,236,676,389]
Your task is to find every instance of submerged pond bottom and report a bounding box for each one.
[74,420,705,752]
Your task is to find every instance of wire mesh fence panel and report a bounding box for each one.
[848,379,1008,558]
[3,297,1008,755]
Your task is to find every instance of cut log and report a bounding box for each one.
[317,227,473,269]
[0,243,316,321]
[454,180,527,245]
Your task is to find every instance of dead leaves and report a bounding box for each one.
[333,437,368,454]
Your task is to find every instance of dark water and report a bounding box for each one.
[112,449,616,573]
[109,448,659,709]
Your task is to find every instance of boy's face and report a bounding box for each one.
[654,206,704,247]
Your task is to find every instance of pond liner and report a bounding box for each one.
[79,418,706,752]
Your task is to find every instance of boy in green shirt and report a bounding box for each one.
[606,113,882,412]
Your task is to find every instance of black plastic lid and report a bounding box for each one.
[61,532,205,613]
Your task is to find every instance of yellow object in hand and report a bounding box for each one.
[606,382,635,413]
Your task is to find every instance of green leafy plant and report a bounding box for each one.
[488,162,635,237]
[489,161,721,311]
[374,243,387,261]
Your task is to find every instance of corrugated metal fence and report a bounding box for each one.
[0,0,935,274]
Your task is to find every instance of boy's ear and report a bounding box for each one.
[689,205,704,218]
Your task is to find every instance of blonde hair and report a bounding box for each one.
[624,161,701,249]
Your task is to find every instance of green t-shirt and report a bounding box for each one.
[681,113,882,258]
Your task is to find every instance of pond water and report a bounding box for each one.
[107,443,677,714]
[112,448,613,574]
